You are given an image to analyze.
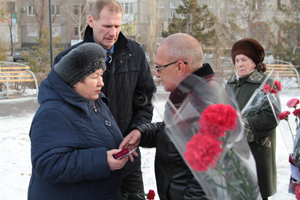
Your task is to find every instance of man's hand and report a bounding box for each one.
[119,129,141,162]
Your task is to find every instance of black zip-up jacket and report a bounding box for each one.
[54,25,156,176]
[136,64,217,200]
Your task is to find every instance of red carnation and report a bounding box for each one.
[262,84,273,93]
[198,104,237,139]
[289,153,297,166]
[279,111,290,120]
[274,80,283,91]
[287,98,300,108]
[147,189,155,200]
[296,185,300,200]
[271,89,277,94]
[293,109,300,117]
[198,121,226,140]
[184,133,223,172]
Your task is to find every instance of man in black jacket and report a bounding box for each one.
[54,0,156,199]
[120,33,212,199]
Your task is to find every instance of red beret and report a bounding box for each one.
[231,38,265,65]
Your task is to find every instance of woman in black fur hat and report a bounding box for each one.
[227,38,278,200]
[28,43,128,200]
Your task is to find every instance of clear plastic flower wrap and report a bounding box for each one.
[241,69,295,152]
[153,74,261,200]
[279,107,300,154]
[278,97,300,190]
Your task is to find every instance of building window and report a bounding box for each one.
[75,26,83,37]
[252,0,261,10]
[27,5,35,16]
[208,1,213,8]
[121,3,134,14]
[180,1,186,7]
[75,27,79,36]
[157,12,163,18]
[253,1,257,9]
[277,0,282,10]
[7,2,16,14]
[170,12,175,18]
[170,2,176,8]
[157,33,163,39]
[288,29,298,45]
[74,5,84,15]
[52,25,61,37]
[291,0,298,10]
[27,24,38,37]
[181,13,186,18]
[157,2,164,8]
[51,5,60,15]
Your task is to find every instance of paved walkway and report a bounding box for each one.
[0,97,39,117]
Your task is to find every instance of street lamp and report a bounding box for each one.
[49,0,54,68]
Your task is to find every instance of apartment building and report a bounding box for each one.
[2,0,296,52]
[158,0,289,50]
[2,0,142,49]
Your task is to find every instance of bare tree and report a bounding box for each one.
[0,0,17,56]
[0,0,8,91]
[20,0,65,72]
[61,0,88,41]
[123,0,163,70]
[6,1,17,55]
[209,0,272,78]
[0,0,9,59]
[26,0,65,45]
[0,0,6,20]
[271,0,300,66]
[144,0,164,68]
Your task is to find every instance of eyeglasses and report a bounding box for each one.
[155,60,188,72]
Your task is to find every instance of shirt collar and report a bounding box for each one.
[92,34,115,62]
[93,35,115,53]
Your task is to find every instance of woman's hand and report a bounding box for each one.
[107,149,128,171]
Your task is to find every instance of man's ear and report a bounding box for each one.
[88,15,94,28]
[177,61,186,76]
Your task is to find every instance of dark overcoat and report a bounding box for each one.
[28,70,124,200]
[54,26,156,176]
[137,64,219,200]
[227,70,278,198]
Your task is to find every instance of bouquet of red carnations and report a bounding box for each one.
[279,98,300,194]
[241,69,296,151]
[241,69,286,121]
[153,74,261,200]
[279,98,300,146]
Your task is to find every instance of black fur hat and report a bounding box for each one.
[54,43,106,87]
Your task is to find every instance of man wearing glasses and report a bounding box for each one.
[120,33,215,199]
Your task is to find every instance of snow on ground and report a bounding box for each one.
[0,85,299,200]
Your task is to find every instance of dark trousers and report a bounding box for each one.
[121,166,145,200]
